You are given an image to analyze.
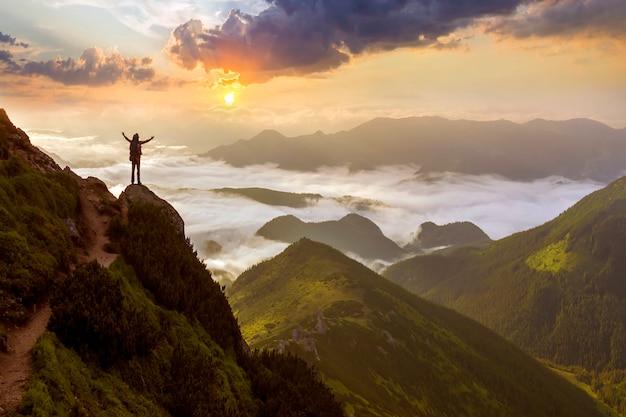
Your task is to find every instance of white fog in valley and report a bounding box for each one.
[60,153,604,280]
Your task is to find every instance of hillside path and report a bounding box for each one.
[0,176,118,415]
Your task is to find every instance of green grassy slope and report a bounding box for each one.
[1,109,344,416]
[384,176,626,414]
[18,202,345,416]
[228,238,602,417]
[0,157,78,333]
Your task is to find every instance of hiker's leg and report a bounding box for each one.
[131,161,136,184]
[137,158,141,184]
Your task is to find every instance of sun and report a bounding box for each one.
[224,92,235,106]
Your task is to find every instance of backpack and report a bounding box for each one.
[129,140,141,160]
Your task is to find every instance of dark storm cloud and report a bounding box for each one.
[486,0,626,40]
[0,31,29,48]
[168,0,526,83]
[19,47,157,86]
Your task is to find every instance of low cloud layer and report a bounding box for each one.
[68,154,603,278]
[167,0,524,84]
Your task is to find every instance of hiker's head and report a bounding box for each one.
[133,133,139,140]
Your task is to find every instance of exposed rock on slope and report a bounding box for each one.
[119,184,185,235]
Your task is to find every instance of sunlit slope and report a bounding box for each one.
[228,238,601,417]
[385,176,626,413]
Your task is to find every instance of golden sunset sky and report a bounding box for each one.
[1,0,625,161]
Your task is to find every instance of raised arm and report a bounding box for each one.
[122,132,131,142]
[140,136,154,144]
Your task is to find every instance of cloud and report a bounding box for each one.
[0,31,29,48]
[67,154,603,277]
[0,31,29,73]
[167,0,525,84]
[485,0,626,41]
[16,46,157,86]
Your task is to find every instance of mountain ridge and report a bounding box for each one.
[229,237,604,417]
[205,116,626,181]
[384,175,626,413]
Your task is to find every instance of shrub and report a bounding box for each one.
[49,261,160,367]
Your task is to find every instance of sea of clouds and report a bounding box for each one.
[64,154,604,281]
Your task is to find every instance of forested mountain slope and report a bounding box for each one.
[0,108,344,416]
[228,238,603,417]
[385,176,626,413]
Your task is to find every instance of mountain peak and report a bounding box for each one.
[256,213,405,261]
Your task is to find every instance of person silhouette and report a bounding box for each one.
[122,132,154,185]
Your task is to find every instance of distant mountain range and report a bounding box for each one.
[384,175,626,412]
[228,238,603,417]
[205,117,626,181]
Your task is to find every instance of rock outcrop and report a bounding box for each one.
[0,108,60,173]
[119,184,185,235]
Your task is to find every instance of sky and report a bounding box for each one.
[1,0,619,279]
[1,0,625,163]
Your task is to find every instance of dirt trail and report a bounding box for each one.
[0,303,50,414]
[0,176,119,415]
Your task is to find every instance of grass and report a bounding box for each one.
[547,365,621,417]
[525,234,576,273]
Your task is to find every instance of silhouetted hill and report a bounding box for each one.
[213,187,322,208]
[384,176,626,413]
[205,116,626,181]
[404,221,492,252]
[228,238,603,417]
[213,186,386,211]
[257,213,405,261]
